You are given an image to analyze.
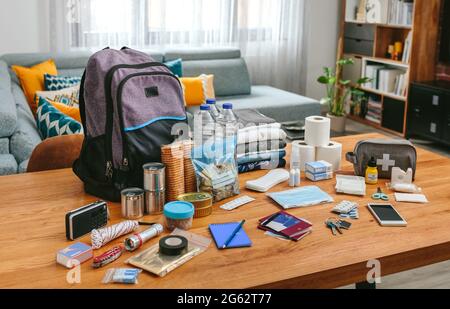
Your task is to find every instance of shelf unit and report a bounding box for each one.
[338,0,443,136]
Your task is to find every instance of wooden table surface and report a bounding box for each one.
[1,133,450,289]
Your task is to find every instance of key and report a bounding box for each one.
[333,222,343,234]
[337,220,352,230]
[326,221,337,236]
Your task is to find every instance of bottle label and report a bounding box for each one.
[367,173,378,182]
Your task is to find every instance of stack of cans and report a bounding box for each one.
[183,140,197,193]
[143,163,166,214]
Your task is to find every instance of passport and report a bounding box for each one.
[258,211,312,241]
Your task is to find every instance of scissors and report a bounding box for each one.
[372,187,389,201]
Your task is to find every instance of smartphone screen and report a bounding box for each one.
[369,204,404,222]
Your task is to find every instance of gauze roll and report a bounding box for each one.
[316,141,343,171]
[304,116,331,147]
[291,141,315,171]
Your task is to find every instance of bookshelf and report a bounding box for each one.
[338,0,443,136]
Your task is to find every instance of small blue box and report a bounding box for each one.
[306,171,333,182]
[56,242,93,268]
[305,160,333,174]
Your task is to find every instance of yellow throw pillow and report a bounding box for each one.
[180,74,215,106]
[49,100,81,123]
[12,59,58,115]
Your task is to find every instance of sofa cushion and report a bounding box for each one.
[44,73,82,91]
[11,59,58,114]
[183,58,251,96]
[164,58,183,77]
[164,48,241,61]
[0,61,17,137]
[36,97,83,140]
[9,83,42,163]
[180,74,215,106]
[36,85,80,106]
[0,138,9,154]
[18,159,29,173]
[0,154,18,175]
[187,86,321,124]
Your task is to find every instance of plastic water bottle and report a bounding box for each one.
[217,103,238,159]
[194,104,216,144]
[217,103,238,137]
[206,98,220,120]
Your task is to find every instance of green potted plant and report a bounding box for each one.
[317,59,371,133]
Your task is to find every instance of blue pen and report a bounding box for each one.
[222,220,246,249]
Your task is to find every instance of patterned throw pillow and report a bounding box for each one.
[36,97,83,140]
[44,73,82,91]
[35,85,80,107]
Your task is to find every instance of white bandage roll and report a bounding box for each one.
[304,116,331,147]
[316,141,343,171]
[291,141,316,171]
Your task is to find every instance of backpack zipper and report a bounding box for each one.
[103,62,171,178]
[116,71,182,170]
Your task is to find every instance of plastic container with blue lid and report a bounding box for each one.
[163,201,195,231]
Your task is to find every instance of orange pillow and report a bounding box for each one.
[12,59,58,115]
[179,74,215,106]
[49,100,81,123]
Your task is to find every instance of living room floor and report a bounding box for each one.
[339,119,450,289]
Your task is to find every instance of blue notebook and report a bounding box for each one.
[209,222,252,249]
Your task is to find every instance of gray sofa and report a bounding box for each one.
[0,48,320,175]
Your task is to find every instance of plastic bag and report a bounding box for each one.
[192,136,239,202]
[102,268,141,284]
[126,228,211,277]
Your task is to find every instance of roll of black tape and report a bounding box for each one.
[159,235,188,256]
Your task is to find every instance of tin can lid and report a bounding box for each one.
[143,162,165,171]
[163,201,195,220]
[121,188,144,198]
[177,192,212,203]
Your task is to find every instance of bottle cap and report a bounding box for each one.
[368,157,377,168]
[200,104,211,111]
[163,201,195,220]
[206,99,216,105]
[222,103,233,110]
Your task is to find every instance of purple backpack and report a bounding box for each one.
[73,47,187,201]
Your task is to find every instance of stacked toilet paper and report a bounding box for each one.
[291,116,342,171]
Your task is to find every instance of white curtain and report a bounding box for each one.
[50,0,306,93]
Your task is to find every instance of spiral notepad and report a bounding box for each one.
[209,222,252,249]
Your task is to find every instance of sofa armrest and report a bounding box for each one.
[0,60,18,137]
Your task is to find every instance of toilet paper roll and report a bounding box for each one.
[304,116,331,147]
[291,141,316,171]
[316,141,343,171]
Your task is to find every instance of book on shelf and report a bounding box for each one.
[364,63,406,97]
[365,64,385,89]
[388,0,414,26]
[402,31,413,63]
[365,115,382,124]
[365,94,382,124]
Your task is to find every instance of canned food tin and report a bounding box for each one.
[121,188,145,219]
[177,192,213,218]
[143,163,165,192]
[145,190,166,215]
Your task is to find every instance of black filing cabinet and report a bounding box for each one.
[407,81,450,145]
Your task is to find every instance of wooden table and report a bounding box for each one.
[1,133,450,288]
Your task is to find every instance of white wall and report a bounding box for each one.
[303,0,340,101]
[0,0,50,55]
